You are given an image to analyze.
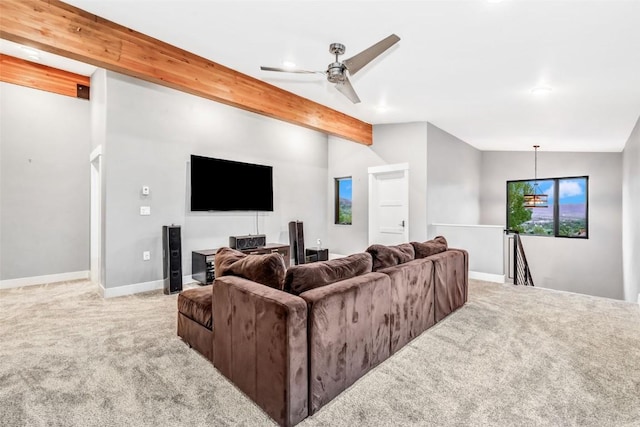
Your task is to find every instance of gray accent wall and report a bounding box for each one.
[327,136,377,256]
[426,123,482,238]
[0,82,91,280]
[99,72,328,289]
[622,115,640,303]
[327,123,428,256]
[327,122,483,256]
[480,151,624,300]
[373,123,429,242]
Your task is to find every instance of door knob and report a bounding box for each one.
[400,220,405,227]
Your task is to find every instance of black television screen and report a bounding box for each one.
[190,155,273,211]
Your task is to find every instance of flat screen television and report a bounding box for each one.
[190,155,273,211]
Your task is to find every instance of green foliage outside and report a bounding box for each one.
[507,181,533,233]
[338,198,352,224]
[558,219,587,237]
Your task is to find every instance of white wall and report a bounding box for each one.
[622,115,640,303]
[432,224,504,279]
[0,83,91,281]
[99,72,328,289]
[480,151,624,300]
[426,123,482,238]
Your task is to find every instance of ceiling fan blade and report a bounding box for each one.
[335,76,361,104]
[260,66,324,75]
[342,34,400,76]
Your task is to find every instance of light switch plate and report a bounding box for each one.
[140,206,151,215]
[143,251,150,261]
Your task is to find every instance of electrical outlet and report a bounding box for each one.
[143,251,150,261]
[140,206,151,215]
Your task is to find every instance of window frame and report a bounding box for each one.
[506,175,589,239]
[334,176,352,225]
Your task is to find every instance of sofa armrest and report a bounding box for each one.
[213,276,308,427]
[430,249,468,322]
[448,247,469,303]
[299,272,391,414]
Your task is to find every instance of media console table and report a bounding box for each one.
[192,243,290,285]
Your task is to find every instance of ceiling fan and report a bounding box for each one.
[260,34,400,104]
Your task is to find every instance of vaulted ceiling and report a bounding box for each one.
[3,1,640,152]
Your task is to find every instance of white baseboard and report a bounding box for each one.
[469,271,505,284]
[0,270,89,290]
[183,274,198,285]
[102,279,164,298]
[100,275,197,298]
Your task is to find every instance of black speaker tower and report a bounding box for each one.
[288,220,305,265]
[163,225,183,295]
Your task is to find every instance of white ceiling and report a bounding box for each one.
[6,0,640,152]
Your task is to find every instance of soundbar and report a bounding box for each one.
[229,234,266,250]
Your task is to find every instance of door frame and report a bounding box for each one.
[90,145,103,287]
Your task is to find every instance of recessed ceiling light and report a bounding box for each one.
[531,85,553,95]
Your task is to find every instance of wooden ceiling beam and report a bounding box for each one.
[0,0,373,145]
[0,53,90,99]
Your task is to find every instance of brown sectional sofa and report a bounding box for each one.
[176,236,468,426]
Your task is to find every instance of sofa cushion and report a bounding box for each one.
[366,243,415,271]
[284,252,373,295]
[177,285,213,329]
[378,259,435,354]
[214,247,286,290]
[411,235,448,259]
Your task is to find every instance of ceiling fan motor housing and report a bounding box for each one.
[327,62,346,83]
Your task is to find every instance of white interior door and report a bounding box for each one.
[90,146,102,286]
[368,163,409,245]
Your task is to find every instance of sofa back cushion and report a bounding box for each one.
[299,272,391,414]
[411,235,448,259]
[366,243,415,271]
[284,252,372,295]
[214,247,287,290]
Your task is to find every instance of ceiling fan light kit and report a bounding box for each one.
[260,34,400,104]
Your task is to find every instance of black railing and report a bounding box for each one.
[505,230,534,286]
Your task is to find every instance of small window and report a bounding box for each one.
[335,177,352,225]
[507,176,588,238]
[557,177,588,237]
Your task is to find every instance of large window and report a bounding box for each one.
[334,177,352,225]
[507,176,588,238]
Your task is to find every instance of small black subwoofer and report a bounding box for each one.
[229,234,266,250]
[163,225,182,294]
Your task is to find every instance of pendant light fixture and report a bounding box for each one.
[523,145,549,208]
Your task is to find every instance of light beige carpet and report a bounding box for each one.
[1,279,639,427]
